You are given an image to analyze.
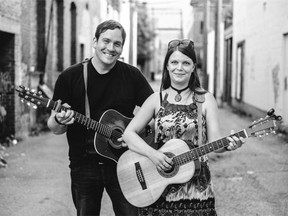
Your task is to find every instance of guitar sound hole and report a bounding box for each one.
[158,164,178,178]
[158,152,178,178]
[109,128,124,149]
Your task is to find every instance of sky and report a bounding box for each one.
[138,0,191,10]
[138,0,194,37]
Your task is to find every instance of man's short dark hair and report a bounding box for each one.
[95,20,126,45]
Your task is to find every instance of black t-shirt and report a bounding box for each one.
[53,59,154,168]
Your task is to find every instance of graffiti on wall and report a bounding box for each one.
[0,72,14,96]
[272,64,280,104]
[0,72,11,139]
[0,71,13,124]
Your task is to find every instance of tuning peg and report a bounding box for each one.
[257,118,263,123]
[21,99,24,103]
[255,131,266,138]
[266,108,283,121]
[26,102,31,106]
[267,108,275,116]
[32,105,37,109]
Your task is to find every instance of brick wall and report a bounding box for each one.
[0,0,23,139]
[1,0,103,140]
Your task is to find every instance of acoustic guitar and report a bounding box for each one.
[16,85,155,163]
[117,110,281,207]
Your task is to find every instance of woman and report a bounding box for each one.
[123,39,244,215]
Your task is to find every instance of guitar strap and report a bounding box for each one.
[194,93,205,146]
[82,57,96,153]
[82,58,91,118]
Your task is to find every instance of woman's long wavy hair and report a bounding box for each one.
[160,43,205,94]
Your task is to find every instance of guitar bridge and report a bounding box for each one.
[135,162,147,190]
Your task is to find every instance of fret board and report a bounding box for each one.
[47,99,115,139]
[173,130,247,165]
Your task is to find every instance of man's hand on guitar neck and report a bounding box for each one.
[54,100,74,125]
[47,100,75,135]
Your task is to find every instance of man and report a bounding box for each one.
[47,20,154,216]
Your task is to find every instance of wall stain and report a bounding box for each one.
[272,64,280,104]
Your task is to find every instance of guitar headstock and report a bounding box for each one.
[16,85,49,109]
[245,108,282,138]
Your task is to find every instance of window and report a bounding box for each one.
[235,41,245,101]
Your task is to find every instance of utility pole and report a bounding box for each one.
[202,0,209,90]
[214,0,222,104]
[180,9,183,39]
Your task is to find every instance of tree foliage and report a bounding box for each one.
[137,4,155,67]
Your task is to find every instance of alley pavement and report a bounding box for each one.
[0,80,287,216]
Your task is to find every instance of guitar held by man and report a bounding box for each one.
[16,85,155,163]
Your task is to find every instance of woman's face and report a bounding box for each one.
[166,50,195,87]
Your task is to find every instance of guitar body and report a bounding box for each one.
[94,110,131,162]
[117,139,198,208]
[94,109,156,163]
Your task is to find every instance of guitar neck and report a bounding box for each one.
[47,99,112,138]
[174,130,248,165]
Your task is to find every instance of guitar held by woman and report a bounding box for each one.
[120,39,246,215]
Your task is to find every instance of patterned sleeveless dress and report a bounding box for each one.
[138,92,217,216]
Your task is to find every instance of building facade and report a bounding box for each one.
[1,0,27,140]
[231,0,288,123]
[0,0,138,141]
[189,0,287,125]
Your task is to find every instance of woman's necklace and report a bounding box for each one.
[170,85,189,102]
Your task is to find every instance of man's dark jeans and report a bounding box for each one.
[71,156,138,216]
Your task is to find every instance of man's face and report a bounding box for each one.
[93,28,123,67]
